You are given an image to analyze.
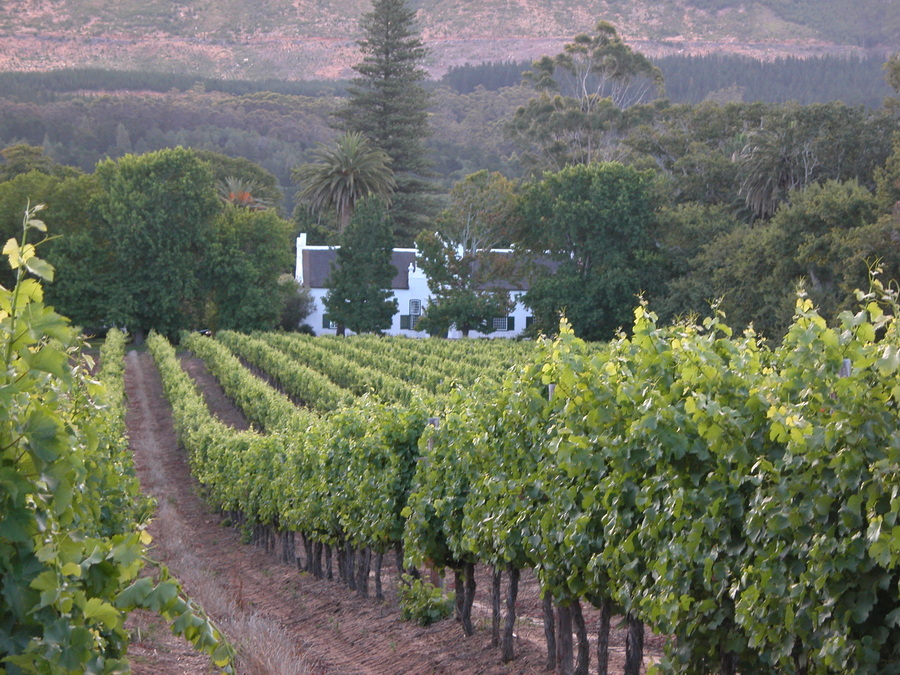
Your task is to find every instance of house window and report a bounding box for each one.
[322,314,337,330]
[400,314,420,330]
[525,315,534,329]
[402,299,422,330]
[493,316,507,331]
[493,316,515,331]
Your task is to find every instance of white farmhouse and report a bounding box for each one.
[294,234,533,338]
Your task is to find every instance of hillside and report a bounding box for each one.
[0,0,895,80]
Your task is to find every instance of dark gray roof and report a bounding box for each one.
[302,249,417,290]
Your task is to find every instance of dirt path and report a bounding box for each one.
[124,349,663,674]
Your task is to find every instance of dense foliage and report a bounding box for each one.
[323,198,399,335]
[153,272,900,673]
[0,147,299,338]
[516,161,661,341]
[0,207,231,673]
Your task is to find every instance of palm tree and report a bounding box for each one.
[216,176,273,211]
[292,132,396,234]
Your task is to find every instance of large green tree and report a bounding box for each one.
[0,170,97,290]
[335,0,433,244]
[415,171,518,337]
[206,206,296,332]
[92,147,220,339]
[663,179,884,340]
[507,22,664,174]
[293,131,396,235]
[323,198,398,335]
[517,162,660,341]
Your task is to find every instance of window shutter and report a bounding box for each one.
[525,315,534,329]
[507,316,515,331]
[400,315,411,330]
[322,313,331,329]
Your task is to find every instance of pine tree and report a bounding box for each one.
[323,198,398,335]
[336,0,433,245]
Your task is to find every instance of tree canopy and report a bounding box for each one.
[517,161,660,340]
[293,131,395,234]
[508,22,665,174]
[206,206,296,332]
[90,147,220,339]
[335,0,434,244]
[323,198,398,335]
[414,171,518,337]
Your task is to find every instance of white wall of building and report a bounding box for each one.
[295,235,531,338]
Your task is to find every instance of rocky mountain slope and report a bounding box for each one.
[0,0,895,79]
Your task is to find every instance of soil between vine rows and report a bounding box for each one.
[123,349,663,674]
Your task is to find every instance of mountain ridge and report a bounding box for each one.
[0,0,895,80]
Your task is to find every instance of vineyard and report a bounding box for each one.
[142,276,900,674]
[2,200,898,672]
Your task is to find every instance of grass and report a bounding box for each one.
[151,500,312,675]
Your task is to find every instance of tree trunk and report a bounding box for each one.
[280,530,291,563]
[337,544,346,583]
[374,552,384,601]
[721,649,737,675]
[302,534,313,573]
[339,206,352,235]
[491,567,502,648]
[542,592,556,672]
[556,602,574,675]
[356,547,371,598]
[394,542,405,575]
[312,540,323,579]
[454,569,465,625]
[596,598,611,675]
[345,544,357,591]
[501,565,519,663]
[792,641,808,675]
[462,562,476,637]
[624,613,644,675]
[325,544,333,580]
[572,599,589,675]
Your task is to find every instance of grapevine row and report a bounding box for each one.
[255,331,428,405]
[403,284,900,673]
[0,206,231,674]
[309,334,457,394]
[149,331,429,596]
[321,333,498,389]
[154,285,900,674]
[181,330,316,432]
[214,330,353,413]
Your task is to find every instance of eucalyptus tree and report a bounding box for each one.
[293,131,395,235]
[415,171,519,337]
[507,22,664,174]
